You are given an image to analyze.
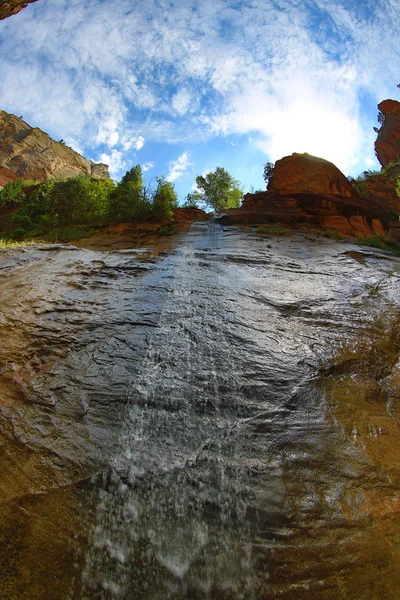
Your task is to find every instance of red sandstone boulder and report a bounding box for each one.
[267,153,356,198]
[0,0,38,20]
[375,100,400,168]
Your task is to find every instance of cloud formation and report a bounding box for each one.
[0,0,399,181]
[167,152,192,182]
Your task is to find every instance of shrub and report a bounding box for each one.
[357,235,400,255]
[256,225,291,236]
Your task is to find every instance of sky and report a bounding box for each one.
[0,0,399,203]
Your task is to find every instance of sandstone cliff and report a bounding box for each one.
[375,99,400,168]
[0,110,110,186]
[0,0,38,20]
[222,153,387,237]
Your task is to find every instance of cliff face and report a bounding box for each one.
[0,110,110,186]
[0,0,38,20]
[375,99,400,168]
[223,153,387,237]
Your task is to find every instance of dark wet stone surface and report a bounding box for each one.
[1,224,400,599]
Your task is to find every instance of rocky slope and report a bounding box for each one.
[0,110,109,186]
[375,99,400,168]
[0,0,38,20]
[223,153,387,237]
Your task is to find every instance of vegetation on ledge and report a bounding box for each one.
[357,234,400,255]
[0,164,179,242]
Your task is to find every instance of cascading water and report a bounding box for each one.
[1,222,400,599]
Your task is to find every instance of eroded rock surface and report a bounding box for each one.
[0,0,38,20]
[1,224,400,599]
[0,110,110,185]
[375,99,400,168]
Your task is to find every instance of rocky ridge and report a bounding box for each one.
[0,110,110,186]
[0,0,38,20]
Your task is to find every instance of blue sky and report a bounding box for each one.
[0,0,399,203]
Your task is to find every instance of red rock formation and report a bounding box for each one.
[375,100,400,168]
[0,0,38,20]
[0,110,110,186]
[222,153,388,237]
[268,152,357,198]
[359,169,400,214]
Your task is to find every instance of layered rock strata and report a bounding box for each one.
[0,110,110,185]
[223,153,387,237]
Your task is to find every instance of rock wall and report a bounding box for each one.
[375,99,400,168]
[0,110,110,185]
[0,0,38,20]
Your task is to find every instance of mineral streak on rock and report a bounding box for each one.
[0,110,110,185]
[0,0,38,20]
[375,99,400,168]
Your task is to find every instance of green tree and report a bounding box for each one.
[263,162,274,187]
[195,167,243,212]
[153,177,178,221]
[182,193,199,209]
[110,165,151,222]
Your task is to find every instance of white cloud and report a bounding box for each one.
[134,136,145,151]
[167,152,192,182]
[98,150,126,176]
[172,89,192,116]
[142,161,154,172]
[0,0,399,177]
[122,135,145,151]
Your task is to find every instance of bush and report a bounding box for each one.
[0,178,38,206]
[256,225,291,236]
[320,230,345,240]
[357,235,400,255]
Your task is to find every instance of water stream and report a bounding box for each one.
[1,222,400,598]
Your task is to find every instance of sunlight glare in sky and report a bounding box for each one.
[0,0,399,200]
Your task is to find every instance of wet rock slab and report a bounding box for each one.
[1,226,400,599]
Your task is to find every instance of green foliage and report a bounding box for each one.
[10,177,115,234]
[182,193,199,209]
[256,225,291,236]
[357,234,400,255]
[320,230,345,240]
[354,180,370,200]
[109,165,151,222]
[39,225,98,243]
[0,178,38,206]
[152,177,178,221]
[195,167,243,212]
[263,162,274,186]
[156,224,174,236]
